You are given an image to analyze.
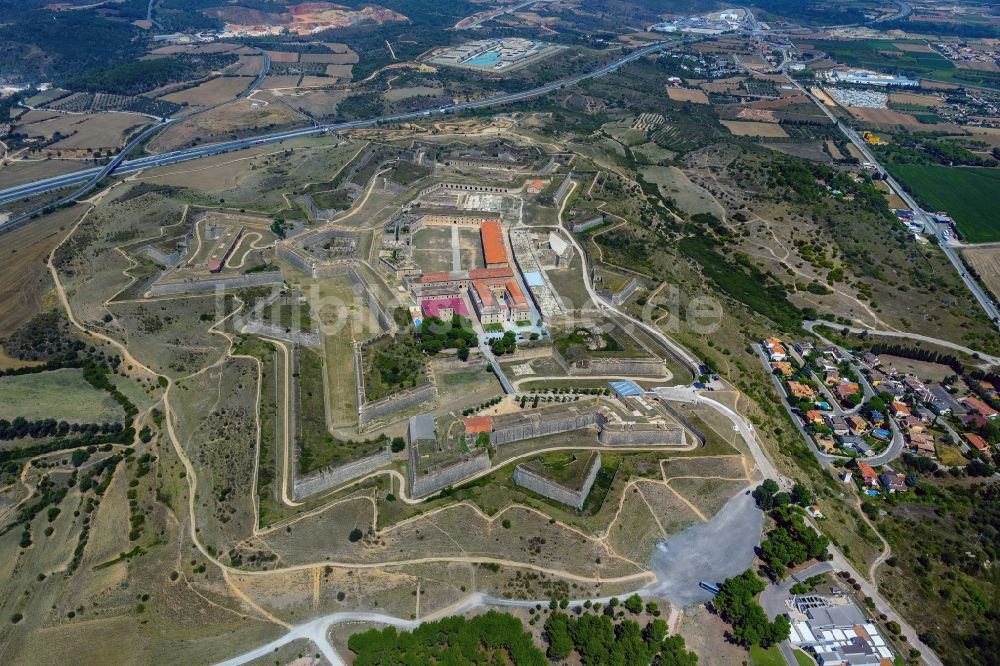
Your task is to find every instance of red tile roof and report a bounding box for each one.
[481,221,508,266]
[464,416,493,435]
[964,432,990,453]
[469,266,513,280]
[421,271,457,284]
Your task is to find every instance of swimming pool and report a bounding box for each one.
[466,50,502,67]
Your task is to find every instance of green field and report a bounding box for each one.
[0,369,124,423]
[750,645,786,666]
[890,165,1000,242]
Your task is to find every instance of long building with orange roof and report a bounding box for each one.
[481,220,509,268]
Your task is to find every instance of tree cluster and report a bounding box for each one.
[759,506,830,580]
[417,316,477,356]
[543,610,697,666]
[712,570,790,648]
[348,610,546,665]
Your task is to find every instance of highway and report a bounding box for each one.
[0,38,692,232]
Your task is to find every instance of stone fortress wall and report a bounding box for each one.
[512,452,601,510]
[292,447,391,500]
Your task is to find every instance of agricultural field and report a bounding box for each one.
[157,76,254,108]
[890,164,1000,242]
[720,120,789,138]
[13,111,148,152]
[961,246,1000,300]
[666,87,710,104]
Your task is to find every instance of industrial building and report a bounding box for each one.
[787,595,896,665]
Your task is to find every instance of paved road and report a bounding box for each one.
[0,37,698,230]
[804,320,1000,367]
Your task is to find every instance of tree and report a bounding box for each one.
[544,611,573,660]
[752,479,779,510]
[713,569,787,648]
[624,594,643,614]
[457,346,470,361]
[348,528,363,542]
[659,634,698,666]
[791,481,811,507]
[390,437,405,453]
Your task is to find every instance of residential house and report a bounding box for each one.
[824,370,842,386]
[913,407,935,423]
[836,382,861,401]
[977,380,998,399]
[862,352,880,368]
[881,470,907,493]
[902,416,924,433]
[867,368,889,386]
[788,381,816,400]
[962,396,998,420]
[890,401,911,418]
[816,357,838,374]
[857,462,880,489]
[869,409,885,425]
[904,376,932,402]
[805,410,825,425]
[826,415,849,436]
[771,361,793,377]
[909,432,935,458]
[838,435,867,454]
[764,337,787,361]
[822,345,847,363]
[795,341,815,357]
[882,381,906,399]
[964,432,991,454]
[806,504,824,518]
[848,415,868,434]
[871,428,890,442]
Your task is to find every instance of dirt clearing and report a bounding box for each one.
[667,87,710,104]
[720,120,788,137]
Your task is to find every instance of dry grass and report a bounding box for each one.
[325,64,354,79]
[148,98,306,152]
[260,75,303,90]
[301,52,359,64]
[158,76,254,107]
[889,91,944,107]
[720,120,789,137]
[16,112,146,151]
[874,179,908,209]
[848,107,923,128]
[264,50,299,63]
[0,204,82,336]
[0,159,89,190]
[667,87,710,104]
[959,246,1000,301]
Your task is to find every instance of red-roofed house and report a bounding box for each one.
[964,432,991,454]
[891,400,911,418]
[857,462,879,489]
[962,396,998,420]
